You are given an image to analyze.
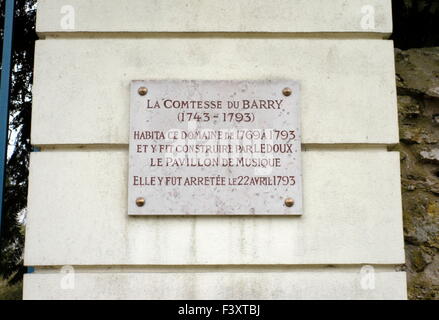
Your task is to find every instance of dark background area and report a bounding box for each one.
[0,0,438,295]
[392,0,439,49]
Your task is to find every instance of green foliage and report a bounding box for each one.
[0,0,36,284]
[0,279,22,300]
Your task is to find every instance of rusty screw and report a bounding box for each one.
[138,87,148,96]
[284,198,294,207]
[282,87,292,97]
[136,197,145,207]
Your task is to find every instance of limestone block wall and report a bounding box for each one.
[23,0,406,299]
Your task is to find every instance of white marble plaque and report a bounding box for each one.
[128,80,302,215]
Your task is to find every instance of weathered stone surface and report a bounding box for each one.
[395,47,439,300]
[398,96,421,118]
[420,149,439,164]
[395,48,439,96]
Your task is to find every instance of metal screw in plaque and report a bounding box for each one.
[135,197,145,207]
[138,87,148,96]
[282,87,292,97]
[128,80,303,215]
[284,198,295,207]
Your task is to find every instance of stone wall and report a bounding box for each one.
[395,47,439,300]
[23,0,406,299]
